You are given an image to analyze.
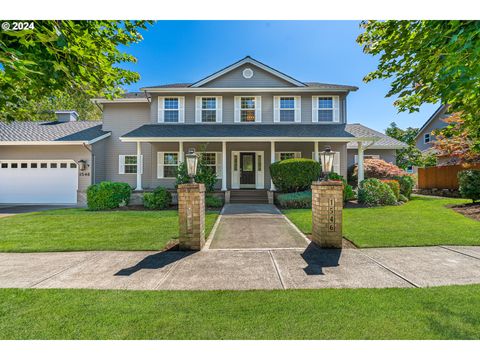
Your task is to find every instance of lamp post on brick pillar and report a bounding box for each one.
[311,147,343,248]
[178,149,206,251]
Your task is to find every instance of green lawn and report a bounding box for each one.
[0,286,480,339]
[283,196,480,248]
[0,209,219,252]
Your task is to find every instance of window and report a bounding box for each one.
[424,133,431,144]
[50,163,57,168]
[119,155,142,175]
[235,96,261,123]
[275,152,301,161]
[21,163,28,168]
[275,96,300,122]
[157,152,179,178]
[1,163,7,168]
[202,97,216,122]
[198,152,222,178]
[158,97,184,123]
[11,163,18,168]
[40,163,47,168]
[31,163,37,168]
[313,96,339,122]
[406,165,414,173]
[60,163,67,168]
[70,163,77,168]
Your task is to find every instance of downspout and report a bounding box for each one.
[83,143,95,185]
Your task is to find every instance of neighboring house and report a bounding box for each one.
[415,105,449,153]
[0,56,405,205]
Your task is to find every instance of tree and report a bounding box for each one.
[0,20,151,121]
[357,21,480,152]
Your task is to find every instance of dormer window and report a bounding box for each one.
[274,96,301,122]
[195,96,222,123]
[234,96,261,123]
[158,97,185,123]
[312,96,340,122]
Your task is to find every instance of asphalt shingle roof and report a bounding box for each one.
[0,121,109,142]
[141,82,357,91]
[345,124,406,149]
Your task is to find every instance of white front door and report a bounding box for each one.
[0,160,79,204]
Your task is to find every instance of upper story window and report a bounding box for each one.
[158,96,185,123]
[196,96,222,123]
[312,96,340,122]
[274,96,301,122]
[424,133,431,144]
[234,96,261,123]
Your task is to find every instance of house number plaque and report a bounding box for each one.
[328,198,335,232]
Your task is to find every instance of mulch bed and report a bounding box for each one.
[449,203,480,221]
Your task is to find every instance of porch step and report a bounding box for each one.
[229,190,269,204]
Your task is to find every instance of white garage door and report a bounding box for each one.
[0,160,79,204]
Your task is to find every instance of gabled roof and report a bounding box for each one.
[346,124,407,149]
[0,121,110,145]
[414,105,448,140]
[189,56,307,88]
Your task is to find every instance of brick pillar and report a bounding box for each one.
[178,183,205,251]
[311,180,343,248]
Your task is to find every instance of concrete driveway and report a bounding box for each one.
[0,205,76,218]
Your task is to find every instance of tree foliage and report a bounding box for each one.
[0,20,151,121]
[357,21,480,152]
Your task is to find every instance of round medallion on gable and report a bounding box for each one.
[242,68,254,79]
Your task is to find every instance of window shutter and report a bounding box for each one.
[178,97,185,123]
[312,96,318,122]
[119,155,125,174]
[195,97,202,123]
[138,155,144,175]
[216,152,222,178]
[333,96,340,122]
[295,152,302,158]
[157,152,164,178]
[354,154,358,164]
[234,96,240,123]
[275,152,280,162]
[295,96,301,123]
[216,96,222,123]
[333,151,340,174]
[158,97,164,123]
[255,96,262,123]
[273,96,280,123]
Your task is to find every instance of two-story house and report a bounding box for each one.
[0,56,405,205]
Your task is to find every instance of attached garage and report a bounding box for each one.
[0,160,79,204]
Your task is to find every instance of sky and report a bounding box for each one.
[121,20,439,133]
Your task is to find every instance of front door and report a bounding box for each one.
[240,152,256,188]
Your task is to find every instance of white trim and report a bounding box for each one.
[231,151,240,189]
[119,154,143,175]
[86,133,112,145]
[157,151,179,179]
[275,151,302,161]
[347,144,405,150]
[274,96,301,123]
[0,133,111,146]
[195,96,222,123]
[188,57,306,88]
[140,87,355,93]
[92,98,149,104]
[198,151,222,179]
[221,142,227,191]
[312,95,340,123]
[234,96,261,123]
[158,96,184,123]
[256,151,264,189]
[121,136,370,143]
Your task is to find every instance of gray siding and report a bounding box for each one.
[416,109,449,151]
[346,148,397,169]
[91,140,106,184]
[201,64,296,88]
[150,92,347,124]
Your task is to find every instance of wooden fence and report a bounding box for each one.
[418,164,480,189]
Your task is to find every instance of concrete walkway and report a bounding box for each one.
[2,245,480,291]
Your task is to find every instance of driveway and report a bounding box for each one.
[0,205,76,218]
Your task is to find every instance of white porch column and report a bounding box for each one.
[357,141,364,186]
[221,141,227,191]
[179,141,184,163]
[314,141,319,162]
[136,141,142,191]
[270,141,276,191]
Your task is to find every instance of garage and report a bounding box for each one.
[0,160,79,204]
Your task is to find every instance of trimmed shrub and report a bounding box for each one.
[87,181,132,210]
[205,194,223,208]
[458,169,480,203]
[276,191,312,209]
[326,172,356,201]
[398,194,409,203]
[381,179,400,200]
[358,178,397,206]
[270,158,321,193]
[176,158,218,193]
[350,159,406,183]
[393,175,415,199]
[143,187,172,210]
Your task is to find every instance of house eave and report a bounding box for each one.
[119,136,377,143]
[0,133,111,146]
[139,87,355,93]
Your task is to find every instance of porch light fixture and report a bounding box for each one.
[78,160,87,171]
[185,148,198,183]
[320,146,335,180]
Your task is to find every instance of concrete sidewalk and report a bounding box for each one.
[2,245,480,291]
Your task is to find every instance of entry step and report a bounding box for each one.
[229,190,269,204]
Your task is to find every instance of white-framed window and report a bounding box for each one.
[354,154,380,164]
[234,96,261,123]
[312,96,340,122]
[274,96,301,122]
[406,165,414,173]
[199,152,222,179]
[158,96,185,123]
[424,133,431,144]
[119,155,143,175]
[275,152,302,161]
[157,152,179,178]
[195,96,222,123]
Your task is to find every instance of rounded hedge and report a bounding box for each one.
[143,187,172,210]
[87,181,132,210]
[381,179,400,200]
[393,175,415,199]
[270,158,321,193]
[458,169,480,203]
[358,178,397,206]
